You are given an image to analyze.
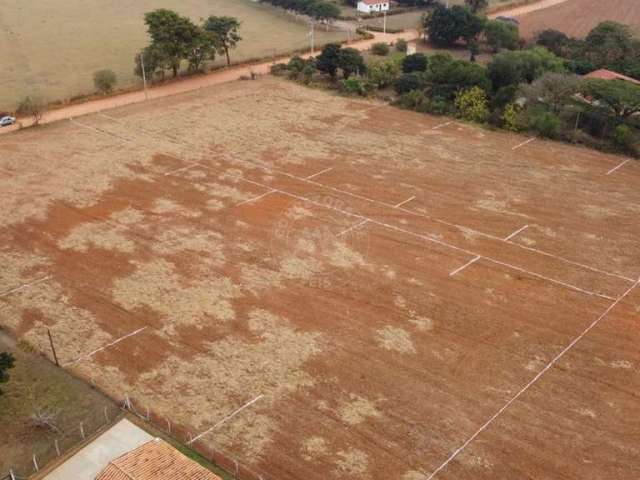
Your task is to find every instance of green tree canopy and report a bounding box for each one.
[488,47,565,91]
[425,5,483,47]
[338,48,366,79]
[484,20,519,52]
[204,16,242,66]
[316,42,342,79]
[0,352,15,396]
[581,78,640,121]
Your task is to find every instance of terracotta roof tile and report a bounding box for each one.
[96,439,221,480]
[584,69,640,85]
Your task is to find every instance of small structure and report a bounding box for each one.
[357,0,390,14]
[584,69,640,86]
[96,438,221,480]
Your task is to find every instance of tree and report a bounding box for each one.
[204,16,242,67]
[425,53,490,100]
[186,28,216,72]
[366,57,403,89]
[581,78,640,121]
[535,29,570,57]
[316,43,341,79]
[425,5,483,48]
[394,72,426,95]
[0,352,15,396]
[455,86,490,122]
[465,0,488,13]
[484,20,519,52]
[488,47,565,91]
[519,72,581,114]
[338,48,366,79]
[93,69,117,94]
[402,53,428,73]
[144,9,202,77]
[134,45,168,81]
[17,96,44,125]
[584,22,635,70]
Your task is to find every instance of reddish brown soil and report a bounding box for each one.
[1,77,639,480]
[518,0,640,39]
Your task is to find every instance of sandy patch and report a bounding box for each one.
[376,326,416,354]
[338,394,381,426]
[335,449,369,476]
[301,436,329,461]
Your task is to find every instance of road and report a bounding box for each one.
[0,30,419,134]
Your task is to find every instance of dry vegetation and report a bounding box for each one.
[0,0,346,110]
[518,0,640,39]
[1,77,639,479]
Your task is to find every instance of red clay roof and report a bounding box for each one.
[96,439,221,480]
[360,0,387,5]
[584,69,640,85]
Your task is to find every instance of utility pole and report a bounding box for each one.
[47,328,59,367]
[383,11,387,34]
[140,53,149,100]
[310,20,315,55]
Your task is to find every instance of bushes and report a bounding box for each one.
[402,53,428,73]
[341,77,369,96]
[371,42,390,56]
[366,56,402,89]
[17,96,44,125]
[455,86,490,123]
[394,72,425,95]
[530,111,562,138]
[93,70,117,94]
[395,39,408,53]
[260,0,340,19]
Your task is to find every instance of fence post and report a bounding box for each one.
[9,469,16,480]
[166,419,171,433]
[55,439,61,456]
[104,406,109,423]
[80,421,85,439]
[32,454,39,472]
[234,459,239,478]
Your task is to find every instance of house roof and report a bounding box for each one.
[96,439,221,480]
[584,69,640,85]
[360,0,387,5]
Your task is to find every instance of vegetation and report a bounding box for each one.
[0,352,15,396]
[260,0,340,20]
[276,19,640,157]
[16,96,44,125]
[371,42,390,56]
[93,70,117,94]
[136,9,243,81]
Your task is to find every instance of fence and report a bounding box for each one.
[3,392,272,480]
[122,393,273,480]
[2,402,122,479]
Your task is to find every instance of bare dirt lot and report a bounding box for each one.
[1,77,639,480]
[0,0,345,110]
[517,0,640,39]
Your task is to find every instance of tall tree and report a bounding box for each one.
[465,0,488,13]
[581,78,640,121]
[144,9,201,77]
[204,16,242,67]
[316,43,342,79]
[0,352,15,396]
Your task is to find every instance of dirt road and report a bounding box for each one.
[0,30,418,134]
[488,0,571,18]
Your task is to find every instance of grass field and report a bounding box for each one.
[1,77,639,479]
[517,0,640,38]
[0,0,346,111]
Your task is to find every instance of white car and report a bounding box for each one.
[0,116,16,127]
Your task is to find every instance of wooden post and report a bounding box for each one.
[104,406,109,423]
[55,439,61,456]
[9,469,16,480]
[32,454,39,472]
[80,422,85,439]
[47,329,59,366]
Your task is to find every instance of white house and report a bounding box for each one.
[357,0,390,14]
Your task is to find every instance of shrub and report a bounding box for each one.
[16,96,44,125]
[342,77,369,96]
[613,124,635,150]
[395,39,408,53]
[454,86,490,123]
[502,103,522,131]
[94,69,117,94]
[300,64,316,84]
[270,63,288,76]
[531,111,561,138]
[371,42,390,56]
[366,57,402,89]
[394,72,425,95]
[402,53,428,73]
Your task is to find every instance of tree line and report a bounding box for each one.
[135,9,242,82]
[259,0,341,20]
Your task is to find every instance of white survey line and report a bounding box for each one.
[449,256,481,277]
[0,276,51,298]
[432,121,453,130]
[337,219,369,237]
[424,277,640,480]
[235,190,275,206]
[305,167,333,180]
[189,394,264,444]
[606,159,630,176]
[163,163,200,177]
[504,225,529,241]
[512,137,536,150]
[64,327,147,367]
[394,196,416,208]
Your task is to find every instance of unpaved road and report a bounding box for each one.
[0,30,418,134]
[488,0,570,18]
